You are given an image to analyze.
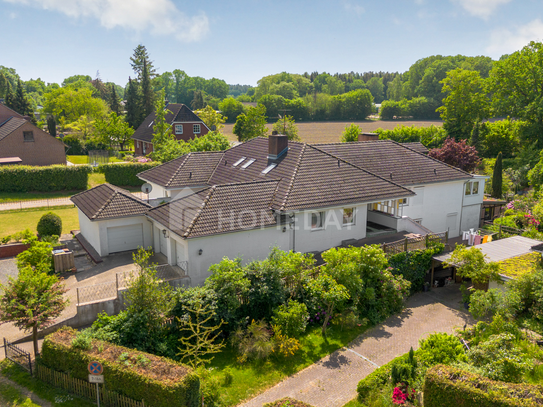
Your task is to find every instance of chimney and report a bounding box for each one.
[358,132,379,142]
[268,133,288,160]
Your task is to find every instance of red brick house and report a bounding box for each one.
[132,103,209,156]
[0,104,66,166]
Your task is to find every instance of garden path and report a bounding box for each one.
[239,284,473,407]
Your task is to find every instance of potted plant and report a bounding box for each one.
[423,282,430,292]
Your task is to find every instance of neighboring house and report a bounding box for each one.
[72,134,486,287]
[132,103,209,156]
[0,103,66,166]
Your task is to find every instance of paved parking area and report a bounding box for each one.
[240,284,473,407]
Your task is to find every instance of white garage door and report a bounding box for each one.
[107,224,143,253]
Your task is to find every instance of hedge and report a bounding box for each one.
[98,163,159,187]
[0,165,90,192]
[357,354,398,401]
[40,327,199,407]
[423,365,543,407]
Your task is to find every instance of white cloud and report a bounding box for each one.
[9,12,16,19]
[344,2,365,16]
[2,0,209,42]
[487,19,543,56]
[453,0,511,19]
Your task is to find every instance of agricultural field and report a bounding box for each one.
[223,120,443,144]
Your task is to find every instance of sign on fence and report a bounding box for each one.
[88,361,103,375]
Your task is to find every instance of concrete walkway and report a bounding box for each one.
[240,284,473,407]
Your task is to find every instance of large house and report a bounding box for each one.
[71,134,486,286]
[132,103,209,156]
[0,104,66,166]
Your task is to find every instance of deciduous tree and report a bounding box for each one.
[341,123,361,142]
[94,112,134,151]
[428,137,480,172]
[0,266,68,356]
[437,68,488,140]
[233,105,268,142]
[272,115,300,140]
[194,105,226,131]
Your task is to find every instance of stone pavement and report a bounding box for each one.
[240,284,473,407]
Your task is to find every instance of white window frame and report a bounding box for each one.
[465,182,472,196]
[311,211,325,230]
[342,208,356,226]
[142,142,147,154]
[399,198,408,206]
[465,181,480,196]
[174,124,183,135]
[193,124,201,134]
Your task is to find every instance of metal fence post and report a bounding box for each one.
[3,338,6,359]
[404,238,408,252]
[77,288,80,306]
[28,352,32,376]
[425,234,429,248]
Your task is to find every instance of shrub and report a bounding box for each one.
[40,327,199,407]
[71,331,92,350]
[0,165,90,192]
[271,301,309,338]
[357,357,395,401]
[231,320,274,363]
[417,332,467,367]
[467,332,534,382]
[390,347,417,386]
[37,212,62,237]
[389,245,444,294]
[16,238,54,273]
[423,364,543,407]
[98,162,159,186]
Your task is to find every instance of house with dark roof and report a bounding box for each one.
[0,104,66,166]
[71,183,152,256]
[72,133,486,286]
[131,103,209,156]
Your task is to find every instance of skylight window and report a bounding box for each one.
[262,163,277,174]
[241,158,256,169]
[233,157,246,167]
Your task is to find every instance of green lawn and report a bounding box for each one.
[0,173,141,203]
[0,378,41,407]
[0,360,95,407]
[67,155,124,164]
[205,323,368,406]
[0,207,79,238]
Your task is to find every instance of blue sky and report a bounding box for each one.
[1,0,542,87]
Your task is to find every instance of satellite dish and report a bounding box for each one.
[141,183,153,194]
[210,125,217,131]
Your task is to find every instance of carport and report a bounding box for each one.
[430,235,543,286]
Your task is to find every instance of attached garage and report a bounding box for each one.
[71,183,153,257]
[107,224,144,253]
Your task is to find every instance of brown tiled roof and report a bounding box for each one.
[131,103,206,143]
[0,117,26,141]
[138,151,224,188]
[146,180,279,238]
[401,142,429,154]
[71,183,151,220]
[316,140,472,186]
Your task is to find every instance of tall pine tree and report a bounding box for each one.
[109,84,122,115]
[141,59,154,117]
[4,81,15,109]
[492,152,503,199]
[125,77,144,129]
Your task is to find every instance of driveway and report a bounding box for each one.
[240,284,473,407]
[1,250,167,342]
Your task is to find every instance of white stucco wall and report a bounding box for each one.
[367,210,398,229]
[78,209,101,254]
[401,179,484,238]
[186,226,290,286]
[144,181,207,202]
[291,204,367,253]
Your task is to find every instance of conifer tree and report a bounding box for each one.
[4,81,15,109]
[492,152,503,199]
[141,59,155,117]
[109,84,122,115]
[46,116,57,137]
[125,77,144,129]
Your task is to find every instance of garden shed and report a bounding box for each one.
[431,235,543,288]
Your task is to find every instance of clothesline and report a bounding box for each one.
[462,229,493,246]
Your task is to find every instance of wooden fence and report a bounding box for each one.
[37,363,146,407]
[381,231,448,255]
